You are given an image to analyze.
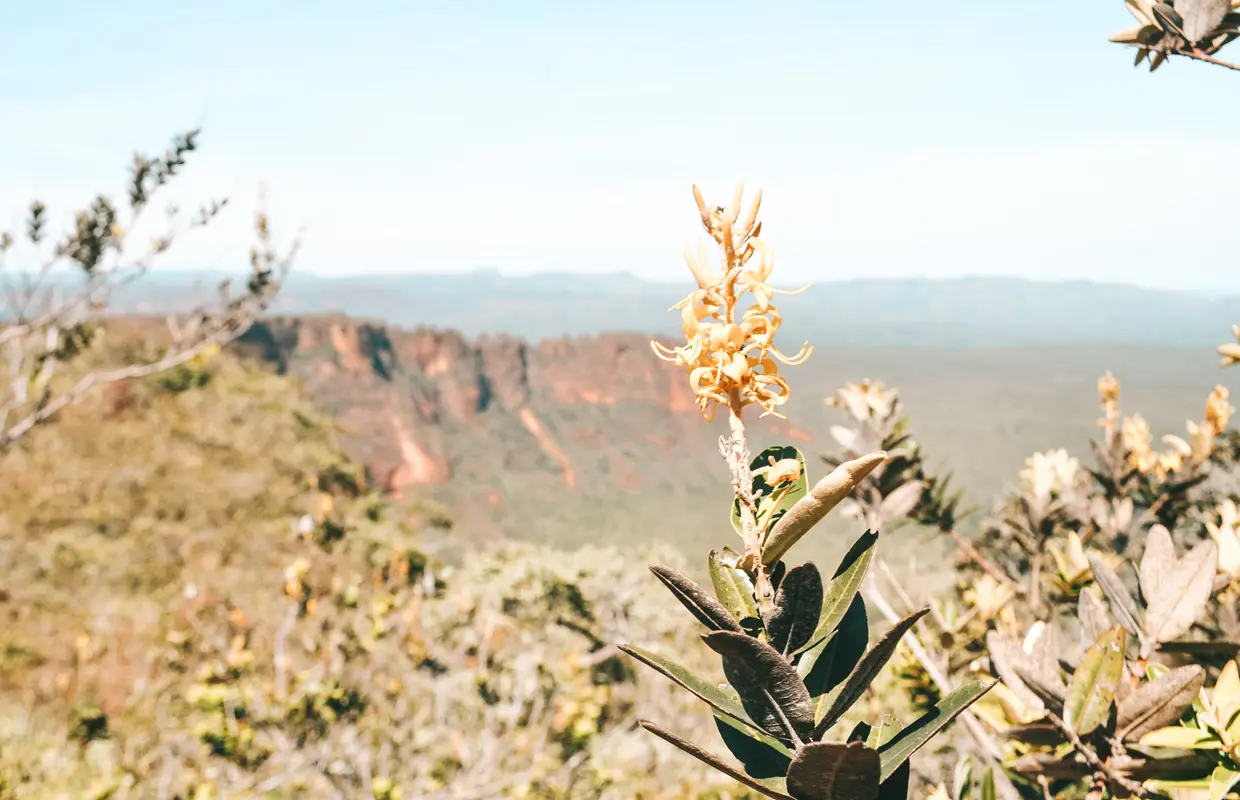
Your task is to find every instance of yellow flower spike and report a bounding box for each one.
[655,183,812,422]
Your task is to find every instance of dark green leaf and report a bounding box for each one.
[639,720,793,799]
[877,760,910,800]
[704,630,815,745]
[814,607,930,738]
[1116,665,1204,741]
[1064,627,1126,736]
[715,714,794,779]
[710,549,761,634]
[620,645,757,731]
[794,531,877,656]
[769,563,824,657]
[1004,723,1065,747]
[877,681,994,781]
[802,593,868,699]
[786,741,881,800]
[650,565,743,633]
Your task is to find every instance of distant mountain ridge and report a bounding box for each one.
[105,270,1236,348]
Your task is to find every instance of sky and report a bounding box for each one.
[0,1,1237,291]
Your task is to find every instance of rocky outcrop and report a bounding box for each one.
[231,316,705,496]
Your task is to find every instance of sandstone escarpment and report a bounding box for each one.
[233,317,711,497]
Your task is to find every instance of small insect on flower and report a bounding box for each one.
[651,182,812,421]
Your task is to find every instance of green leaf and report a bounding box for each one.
[814,607,930,738]
[1139,725,1223,750]
[1064,626,1126,736]
[620,645,759,732]
[877,760,910,800]
[710,549,761,634]
[639,720,794,800]
[733,445,808,536]
[769,563,824,657]
[794,530,877,656]
[979,767,996,800]
[649,565,744,633]
[715,714,794,779]
[704,630,815,745]
[876,681,995,781]
[785,741,881,800]
[803,593,868,699]
[952,757,974,800]
[1116,665,1204,741]
[1210,766,1240,800]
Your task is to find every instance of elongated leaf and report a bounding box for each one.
[875,481,926,529]
[769,563,824,656]
[877,760,910,800]
[1079,588,1112,644]
[715,714,794,779]
[802,593,868,698]
[1139,524,1176,606]
[984,631,1044,712]
[1144,540,1218,651]
[620,645,756,730]
[815,607,930,737]
[794,530,877,656]
[734,445,809,536]
[650,565,743,633]
[764,454,887,567]
[1064,627,1126,736]
[710,549,761,634]
[786,741,881,800]
[1139,725,1221,750]
[1209,765,1240,800]
[877,681,995,781]
[639,720,794,800]
[705,630,815,745]
[1087,553,1143,639]
[1117,665,1204,741]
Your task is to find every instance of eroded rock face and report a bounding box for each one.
[231,317,716,497]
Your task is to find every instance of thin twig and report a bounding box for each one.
[1180,47,1240,71]
[864,564,1003,763]
[1042,708,1169,800]
[948,529,1026,595]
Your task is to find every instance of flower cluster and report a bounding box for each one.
[1116,384,1232,476]
[1019,448,1080,502]
[651,183,811,421]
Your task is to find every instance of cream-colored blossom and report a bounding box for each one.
[652,183,811,421]
[963,574,1014,618]
[826,379,899,423]
[1020,449,1079,501]
[1220,325,1240,367]
[1207,499,1240,579]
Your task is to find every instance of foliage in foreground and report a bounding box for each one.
[627,184,993,799]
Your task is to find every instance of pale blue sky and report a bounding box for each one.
[0,1,1236,290]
